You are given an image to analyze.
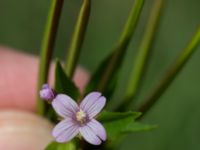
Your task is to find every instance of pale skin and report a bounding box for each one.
[0,46,89,150]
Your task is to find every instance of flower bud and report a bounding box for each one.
[39,84,55,101]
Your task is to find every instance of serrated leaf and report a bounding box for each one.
[55,60,80,100]
[98,111,155,139]
[45,141,76,150]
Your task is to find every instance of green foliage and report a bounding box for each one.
[123,122,157,133]
[37,0,64,115]
[54,60,80,100]
[45,141,76,150]
[85,0,144,99]
[85,52,118,99]
[65,0,91,78]
[98,111,155,139]
[98,111,141,122]
[138,26,200,116]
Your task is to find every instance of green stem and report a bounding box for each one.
[37,0,64,115]
[96,0,145,91]
[65,0,91,78]
[118,0,164,110]
[138,26,200,118]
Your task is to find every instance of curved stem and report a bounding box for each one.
[118,0,164,111]
[96,0,145,91]
[138,26,200,119]
[37,0,64,115]
[65,0,91,78]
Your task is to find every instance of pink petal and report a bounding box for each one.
[87,96,106,118]
[52,118,79,143]
[52,94,78,118]
[87,119,107,141]
[80,92,101,110]
[80,92,106,118]
[79,125,102,145]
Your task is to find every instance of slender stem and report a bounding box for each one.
[37,0,64,115]
[65,0,91,78]
[96,0,145,91]
[138,26,200,118]
[118,0,164,110]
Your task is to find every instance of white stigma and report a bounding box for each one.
[76,110,86,124]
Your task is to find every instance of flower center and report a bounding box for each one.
[76,110,86,124]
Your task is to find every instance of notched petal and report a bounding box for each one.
[52,119,79,143]
[52,94,78,118]
[87,119,107,141]
[87,96,106,118]
[80,92,101,111]
[80,92,106,118]
[79,125,102,145]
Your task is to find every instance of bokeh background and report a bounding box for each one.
[0,0,200,149]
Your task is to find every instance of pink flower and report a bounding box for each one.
[52,92,107,145]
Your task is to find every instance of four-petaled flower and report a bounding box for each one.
[52,92,107,145]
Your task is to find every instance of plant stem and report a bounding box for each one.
[118,0,164,110]
[96,0,145,91]
[37,0,64,115]
[65,0,91,78]
[138,26,200,118]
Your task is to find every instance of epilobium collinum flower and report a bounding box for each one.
[52,92,107,145]
[40,84,55,101]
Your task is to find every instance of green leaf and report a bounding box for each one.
[55,60,80,100]
[120,0,164,111]
[85,52,118,99]
[98,111,155,139]
[85,0,145,99]
[98,111,141,122]
[64,0,91,78]
[37,0,64,116]
[122,121,157,133]
[138,26,200,118]
[45,141,76,150]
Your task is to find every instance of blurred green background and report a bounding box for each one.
[0,0,200,149]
